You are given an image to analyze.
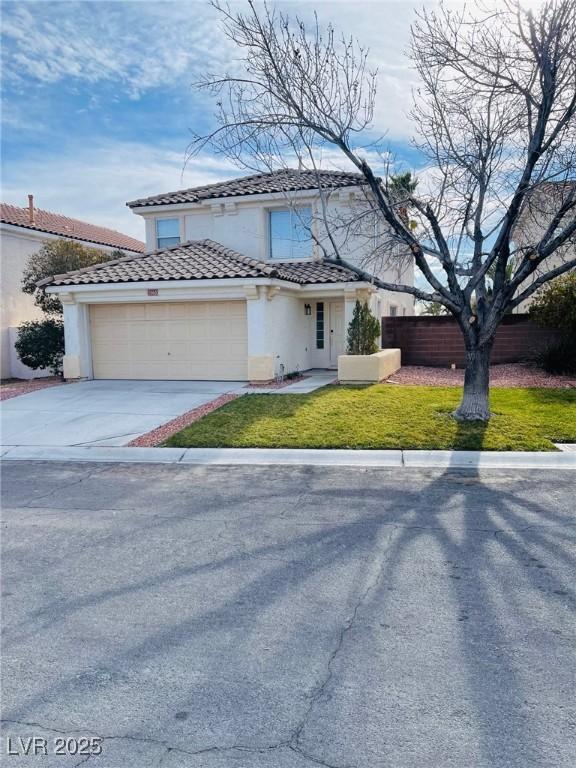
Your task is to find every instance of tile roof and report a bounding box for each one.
[1,203,145,253]
[126,168,367,208]
[40,239,365,287]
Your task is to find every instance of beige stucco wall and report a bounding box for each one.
[338,349,401,383]
[1,230,46,377]
[0,225,118,378]
[512,189,576,312]
[247,355,275,381]
[137,189,416,318]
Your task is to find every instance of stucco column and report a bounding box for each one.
[344,290,358,338]
[246,286,274,381]
[61,296,92,380]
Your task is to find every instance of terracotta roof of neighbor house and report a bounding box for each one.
[126,168,367,208]
[1,202,145,253]
[40,239,366,287]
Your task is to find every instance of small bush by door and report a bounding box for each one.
[346,301,380,355]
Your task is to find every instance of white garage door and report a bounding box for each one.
[90,301,248,380]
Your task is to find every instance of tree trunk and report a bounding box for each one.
[454,343,492,421]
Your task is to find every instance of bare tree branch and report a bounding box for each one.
[191,0,576,420]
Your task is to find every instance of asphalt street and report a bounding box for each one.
[1,461,575,767]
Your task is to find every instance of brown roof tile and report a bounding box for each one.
[41,239,364,287]
[126,168,367,208]
[1,203,145,253]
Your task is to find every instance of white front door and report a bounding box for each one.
[328,301,345,366]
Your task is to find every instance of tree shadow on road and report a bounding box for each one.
[1,453,574,766]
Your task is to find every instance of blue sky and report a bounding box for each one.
[1,0,428,241]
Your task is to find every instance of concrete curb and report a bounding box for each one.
[0,446,188,464]
[1,445,575,469]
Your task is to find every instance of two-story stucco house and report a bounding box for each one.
[512,181,575,312]
[0,197,144,379]
[42,169,414,382]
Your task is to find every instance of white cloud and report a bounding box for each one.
[290,1,424,138]
[1,140,242,239]
[2,0,431,134]
[1,0,446,241]
[1,1,233,98]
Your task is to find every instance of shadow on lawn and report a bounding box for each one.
[523,386,576,404]
[2,454,574,765]
[167,385,500,450]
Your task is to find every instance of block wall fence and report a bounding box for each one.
[381,314,558,367]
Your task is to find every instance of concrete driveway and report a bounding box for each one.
[1,462,574,767]
[0,380,242,447]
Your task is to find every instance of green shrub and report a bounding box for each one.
[530,273,576,374]
[534,339,576,375]
[530,272,576,337]
[346,300,381,355]
[22,239,124,316]
[15,319,65,376]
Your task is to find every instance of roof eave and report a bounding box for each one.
[44,275,371,293]
[0,219,144,254]
[127,184,365,212]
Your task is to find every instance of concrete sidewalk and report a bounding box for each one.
[2,445,575,469]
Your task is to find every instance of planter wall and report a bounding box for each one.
[338,349,401,383]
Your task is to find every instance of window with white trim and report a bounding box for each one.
[316,302,325,349]
[269,207,312,260]
[156,218,180,248]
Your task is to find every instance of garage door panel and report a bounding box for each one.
[144,303,171,321]
[166,304,191,320]
[132,342,166,362]
[144,324,170,342]
[90,301,247,380]
[92,343,128,363]
[166,322,192,341]
[99,324,131,342]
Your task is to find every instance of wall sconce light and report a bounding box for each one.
[304,303,312,316]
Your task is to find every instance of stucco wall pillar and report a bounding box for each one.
[61,297,92,380]
[246,286,274,381]
[344,290,358,341]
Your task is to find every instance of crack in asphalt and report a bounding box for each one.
[0,525,396,768]
[287,525,398,761]
[16,468,108,507]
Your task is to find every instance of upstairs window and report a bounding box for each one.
[156,218,180,249]
[269,207,312,260]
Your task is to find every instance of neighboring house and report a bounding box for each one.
[0,196,145,379]
[512,180,575,312]
[41,169,415,382]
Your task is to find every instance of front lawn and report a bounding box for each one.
[164,385,576,451]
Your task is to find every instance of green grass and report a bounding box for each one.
[165,385,576,452]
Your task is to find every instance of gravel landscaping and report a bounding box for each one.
[0,377,65,401]
[386,363,576,388]
[128,393,239,447]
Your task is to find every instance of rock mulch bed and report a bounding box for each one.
[0,377,65,402]
[127,393,239,447]
[386,363,576,388]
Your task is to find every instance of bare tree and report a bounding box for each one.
[191,0,576,420]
